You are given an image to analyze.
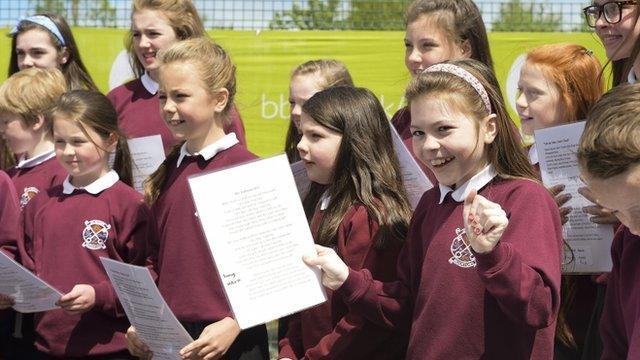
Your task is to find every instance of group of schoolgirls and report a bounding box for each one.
[1,0,640,359]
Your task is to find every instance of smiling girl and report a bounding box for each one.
[303,60,563,359]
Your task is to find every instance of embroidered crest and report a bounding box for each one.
[19,187,39,208]
[448,227,476,268]
[81,220,111,250]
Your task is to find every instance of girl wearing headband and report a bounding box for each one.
[303,59,563,359]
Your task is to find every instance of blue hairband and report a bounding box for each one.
[10,15,66,46]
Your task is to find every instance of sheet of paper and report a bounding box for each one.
[390,125,433,209]
[535,122,614,273]
[188,154,327,329]
[100,258,192,360]
[128,135,166,193]
[0,250,62,313]
[290,160,311,200]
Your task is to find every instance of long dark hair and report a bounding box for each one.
[302,86,412,249]
[9,13,98,91]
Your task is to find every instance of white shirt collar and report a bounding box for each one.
[319,191,331,211]
[528,143,539,165]
[140,72,159,95]
[438,164,497,204]
[176,133,239,168]
[628,69,637,84]
[62,170,119,195]
[16,149,56,169]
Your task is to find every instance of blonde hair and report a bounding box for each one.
[525,43,603,122]
[126,0,206,77]
[578,84,640,179]
[145,37,236,203]
[0,67,67,129]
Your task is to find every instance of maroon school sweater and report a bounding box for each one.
[338,177,563,359]
[6,156,66,209]
[19,179,148,357]
[0,170,19,259]
[600,226,640,359]
[279,204,407,359]
[107,79,247,152]
[390,107,437,185]
[146,143,257,322]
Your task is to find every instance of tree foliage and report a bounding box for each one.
[492,0,562,32]
[270,0,342,30]
[348,0,410,30]
[29,0,116,27]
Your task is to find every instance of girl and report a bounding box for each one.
[304,59,563,359]
[284,59,354,163]
[517,43,604,360]
[0,67,68,210]
[125,37,269,360]
[9,13,98,91]
[584,0,640,86]
[107,0,247,153]
[0,90,148,359]
[392,0,493,183]
[279,86,412,359]
[577,83,640,359]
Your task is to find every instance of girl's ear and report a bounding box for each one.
[106,132,119,153]
[212,88,230,114]
[58,47,70,65]
[459,40,472,59]
[482,113,498,144]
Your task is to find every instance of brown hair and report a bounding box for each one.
[578,84,640,179]
[50,90,133,186]
[0,67,67,130]
[9,13,98,91]
[145,37,236,203]
[526,43,603,122]
[404,0,493,71]
[301,86,411,249]
[405,59,536,181]
[285,59,354,162]
[126,0,206,78]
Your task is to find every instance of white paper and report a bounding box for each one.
[100,258,192,360]
[128,135,166,193]
[188,154,327,329]
[535,122,614,273]
[0,250,62,313]
[290,160,311,199]
[390,125,433,209]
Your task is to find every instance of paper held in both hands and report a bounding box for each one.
[535,122,614,273]
[188,154,327,330]
[0,250,61,313]
[100,258,193,360]
[290,126,433,210]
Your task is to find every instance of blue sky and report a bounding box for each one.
[0,0,591,30]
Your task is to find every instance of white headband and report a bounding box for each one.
[10,15,66,46]
[424,63,492,113]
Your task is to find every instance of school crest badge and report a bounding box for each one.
[19,187,39,208]
[81,220,111,250]
[448,227,476,268]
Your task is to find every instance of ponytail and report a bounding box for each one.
[144,142,184,204]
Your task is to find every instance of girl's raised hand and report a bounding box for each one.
[0,294,15,310]
[179,317,240,360]
[463,189,509,254]
[126,326,153,359]
[302,245,349,291]
[578,186,619,225]
[548,184,572,225]
[57,284,95,314]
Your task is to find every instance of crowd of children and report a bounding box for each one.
[0,0,639,359]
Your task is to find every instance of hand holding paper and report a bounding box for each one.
[302,245,349,291]
[548,184,572,224]
[463,189,509,254]
[0,294,14,309]
[577,186,619,225]
[179,317,240,360]
[57,284,96,315]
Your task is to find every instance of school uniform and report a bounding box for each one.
[146,133,268,359]
[390,107,437,185]
[279,196,407,359]
[0,171,19,358]
[107,73,248,152]
[337,165,563,359]
[19,170,148,358]
[6,150,66,210]
[599,226,640,359]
